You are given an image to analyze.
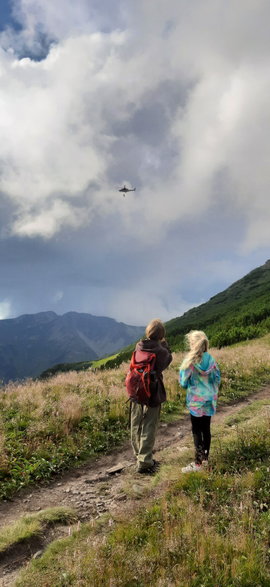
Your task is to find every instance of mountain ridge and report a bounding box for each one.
[0,311,144,382]
[2,260,270,381]
[44,259,270,377]
[165,259,270,347]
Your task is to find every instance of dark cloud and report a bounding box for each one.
[106,80,189,188]
[0,192,265,323]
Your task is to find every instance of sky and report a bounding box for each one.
[0,0,270,325]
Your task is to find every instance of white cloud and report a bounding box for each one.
[0,299,12,319]
[81,285,195,326]
[52,290,64,303]
[13,199,86,238]
[0,0,270,253]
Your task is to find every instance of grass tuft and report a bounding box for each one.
[0,507,76,554]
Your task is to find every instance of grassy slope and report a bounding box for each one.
[0,507,76,554]
[110,258,270,367]
[1,336,270,500]
[15,395,270,587]
[39,347,134,377]
[165,259,270,347]
[42,259,270,376]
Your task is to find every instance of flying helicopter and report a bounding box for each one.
[118,184,136,196]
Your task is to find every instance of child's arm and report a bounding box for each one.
[179,367,192,388]
[214,364,221,385]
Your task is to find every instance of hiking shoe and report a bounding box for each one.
[137,467,156,475]
[137,460,160,475]
[181,462,202,473]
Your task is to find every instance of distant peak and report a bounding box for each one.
[63,311,93,317]
[15,311,58,322]
[38,311,58,317]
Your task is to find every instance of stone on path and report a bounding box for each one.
[106,463,125,475]
[33,550,43,559]
[84,474,109,484]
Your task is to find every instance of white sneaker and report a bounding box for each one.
[181,462,202,473]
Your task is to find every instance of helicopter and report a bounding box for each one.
[118,185,136,196]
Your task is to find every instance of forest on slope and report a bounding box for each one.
[166,258,270,349]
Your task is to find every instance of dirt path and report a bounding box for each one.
[0,386,269,585]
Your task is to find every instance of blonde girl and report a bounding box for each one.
[179,330,220,472]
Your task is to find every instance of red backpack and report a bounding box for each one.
[125,349,157,405]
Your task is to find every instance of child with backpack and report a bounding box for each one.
[126,319,172,475]
[179,330,220,472]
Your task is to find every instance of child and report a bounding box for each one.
[179,330,220,472]
[130,319,172,474]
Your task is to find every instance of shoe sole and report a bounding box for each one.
[137,469,156,475]
[137,460,161,475]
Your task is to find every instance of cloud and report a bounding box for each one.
[1,0,126,57]
[0,299,12,319]
[0,0,270,254]
[52,290,64,303]
[13,199,88,238]
[58,281,197,326]
[99,288,193,326]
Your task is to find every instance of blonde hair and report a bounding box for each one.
[145,319,165,341]
[181,330,209,369]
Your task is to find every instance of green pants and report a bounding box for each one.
[130,402,161,470]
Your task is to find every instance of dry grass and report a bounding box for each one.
[172,335,270,375]
[2,335,268,421]
[3,344,269,586]
[57,393,84,434]
[16,405,270,586]
[1,366,128,435]
[0,418,8,473]
[0,335,269,499]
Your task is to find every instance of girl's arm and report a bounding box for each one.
[214,364,221,385]
[179,367,192,388]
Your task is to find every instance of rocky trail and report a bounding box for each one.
[0,386,269,586]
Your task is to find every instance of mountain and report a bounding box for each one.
[165,259,270,348]
[4,260,269,382]
[43,260,270,377]
[0,312,144,382]
[102,259,270,368]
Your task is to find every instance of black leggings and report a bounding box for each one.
[190,415,211,465]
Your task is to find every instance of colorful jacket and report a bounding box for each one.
[179,352,220,417]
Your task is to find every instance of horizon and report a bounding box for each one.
[0,308,146,325]
[0,257,268,325]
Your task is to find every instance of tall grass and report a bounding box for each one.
[0,368,129,498]
[16,406,270,587]
[0,336,269,500]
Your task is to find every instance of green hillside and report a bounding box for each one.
[98,259,270,368]
[166,259,270,349]
[40,260,270,377]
